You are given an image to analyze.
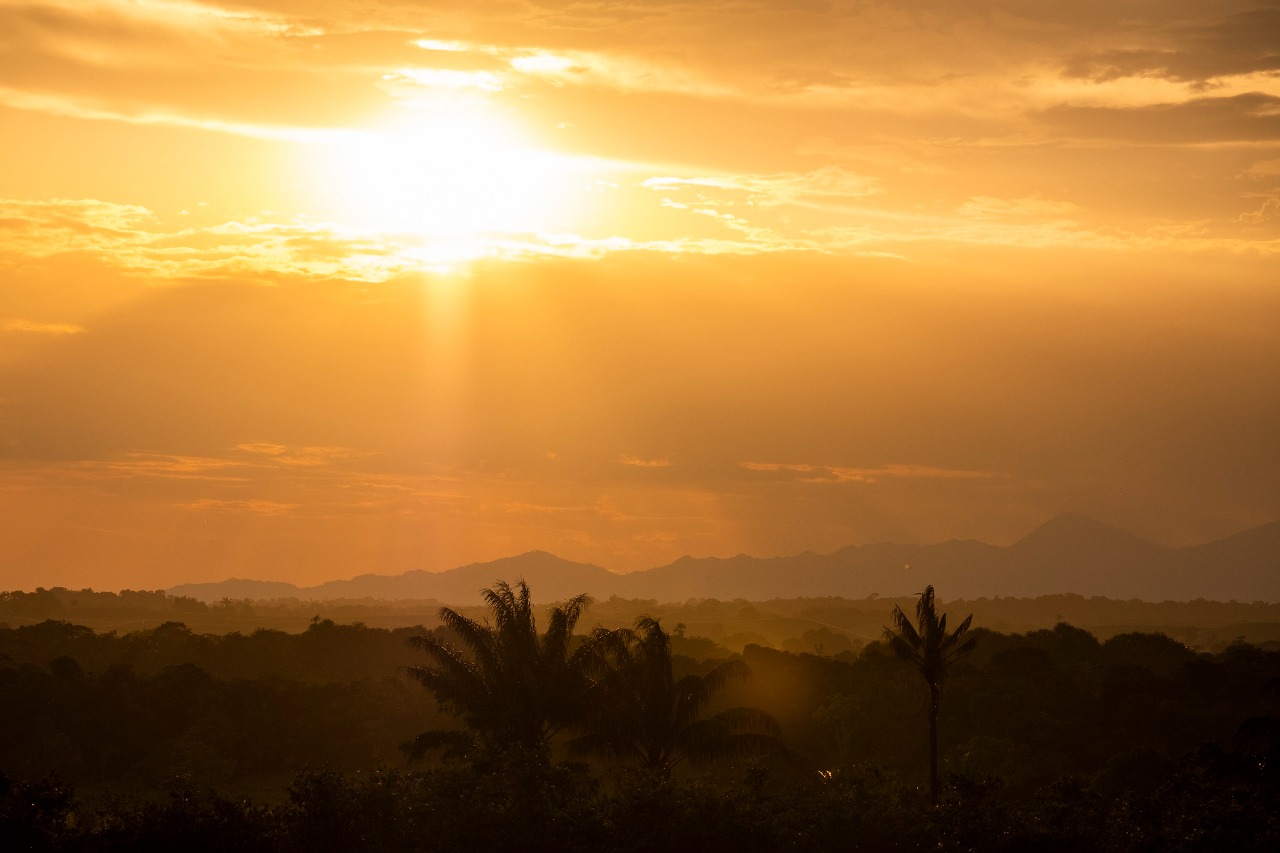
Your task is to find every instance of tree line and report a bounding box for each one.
[7,586,1280,650]
[404,581,784,777]
[3,581,1279,850]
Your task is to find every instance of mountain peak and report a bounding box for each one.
[1010,512,1164,564]
[1017,512,1134,543]
[163,516,1280,605]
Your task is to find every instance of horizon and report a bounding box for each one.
[179,511,1273,587]
[4,510,1265,601]
[2,2,1279,593]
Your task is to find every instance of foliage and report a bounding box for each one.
[4,583,1280,849]
[569,616,784,775]
[0,660,439,787]
[3,753,1279,852]
[884,586,977,801]
[884,586,977,692]
[404,580,594,761]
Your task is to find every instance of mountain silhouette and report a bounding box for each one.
[1008,512,1162,560]
[168,515,1280,604]
[307,551,617,603]
[1148,519,1280,602]
[995,512,1168,598]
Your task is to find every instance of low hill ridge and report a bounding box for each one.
[167,515,1280,604]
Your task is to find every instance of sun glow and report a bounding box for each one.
[304,106,584,253]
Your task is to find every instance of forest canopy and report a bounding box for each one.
[3,582,1279,850]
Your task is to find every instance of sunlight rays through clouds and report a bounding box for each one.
[2,0,1279,588]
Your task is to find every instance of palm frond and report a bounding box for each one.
[563,731,622,759]
[406,579,595,756]
[436,608,499,672]
[401,730,476,763]
[939,613,974,652]
[571,612,783,776]
[700,658,751,696]
[888,604,923,649]
[915,586,936,626]
[945,635,978,666]
[674,718,731,765]
[885,585,977,687]
[672,674,712,728]
[718,732,789,762]
[883,622,925,668]
[406,634,481,689]
[713,706,783,739]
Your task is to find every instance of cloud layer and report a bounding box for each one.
[1,1,1278,588]
[2,0,1278,258]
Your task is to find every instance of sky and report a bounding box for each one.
[1,0,1278,591]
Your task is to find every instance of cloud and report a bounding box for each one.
[794,137,954,176]
[957,196,1082,220]
[75,454,250,482]
[5,3,1280,592]
[510,54,578,75]
[1,247,1277,587]
[0,197,154,239]
[5,0,1278,148]
[0,199,444,279]
[498,498,633,523]
[234,443,289,456]
[1243,158,1280,179]
[0,85,350,142]
[742,462,1000,484]
[1239,197,1280,225]
[619,455,670,468]
[3,0,1277,267]
[384,67,505,93]
[177,498,299,515]
[235,443,357,466]
[415,39,468,53]
[644,165,880,210]
[1039,92,1280,144]
[3,179,1275,286]
[0,196,816,276]
[0,0,366,134]
[1061,9,1280,84]
[4,320,85,335]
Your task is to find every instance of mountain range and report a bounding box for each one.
[168,513,1280,605]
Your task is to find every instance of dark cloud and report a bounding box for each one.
[1040,92,1280,143]
[1063,9,1280,83]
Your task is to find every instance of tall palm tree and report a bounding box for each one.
[569,616,783,777]
[405,580,593,765]
[883,585,976,802]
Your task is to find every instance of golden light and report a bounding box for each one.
[302,104,585,253]
[510,54,578,74]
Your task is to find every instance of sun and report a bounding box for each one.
[304,105,580,248]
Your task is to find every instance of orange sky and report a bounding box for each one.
[1,0,1278,591]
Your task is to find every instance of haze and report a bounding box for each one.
[2,1,1278,591]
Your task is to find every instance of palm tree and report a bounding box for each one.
[569,616,783,777]
[405,579,593,765]
[883,585,976,802]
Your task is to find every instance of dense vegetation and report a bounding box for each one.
[3,584,1279,851]
[6,586,1280,650]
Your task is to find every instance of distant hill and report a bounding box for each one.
[165,578,305,601]
[170,552,616,605]
[304,552,617,603]
[990,512,1170,599]
[1146,520,1280,602]
[168,514,1280,605]
[609,538,1004,602]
